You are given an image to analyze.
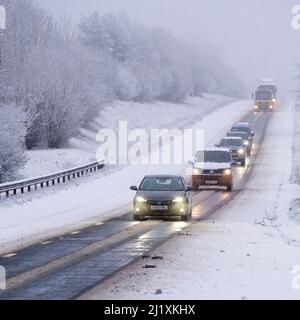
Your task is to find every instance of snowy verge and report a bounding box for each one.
[0,98,250,255]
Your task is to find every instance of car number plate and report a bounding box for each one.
[205,180,218,185]
[151,205,168,211]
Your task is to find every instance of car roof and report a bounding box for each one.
[221,137,243,141]
[234,122,251,127]
[227,131,248,137]
[144,175,182,179]
[197,148,230,153]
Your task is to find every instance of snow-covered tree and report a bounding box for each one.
[0,104,26,182]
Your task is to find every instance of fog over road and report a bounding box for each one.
[43,0,300,95]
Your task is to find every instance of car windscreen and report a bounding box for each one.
[227,132,248,140]
[231,126,251,135]
[140,177,184,191]
[255,91,272,99]
[258,85,277,93]
[220,139,243,147]
[195,151,230,163]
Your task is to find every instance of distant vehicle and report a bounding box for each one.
[227,131,252,155]
[259,78,277,93]
[231,122,255,139]
[190,148,235,192]
[259,78,276,85]
[254,90,275,112]
[216,137,246,167]
[130,175,193,221]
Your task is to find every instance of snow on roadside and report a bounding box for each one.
[277,100,300,243]
[18,95,231,179]
[20,149,95,179]
[0,98,249,255]
[70,94,233,154]
[81,98,300,300]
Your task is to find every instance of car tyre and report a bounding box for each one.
[226,183,233,192]
[134,215,145,221]
[181,214,189,222]
[192,182,199,191]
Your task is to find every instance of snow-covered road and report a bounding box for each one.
[0,99,251,255]
[80,99,300,300]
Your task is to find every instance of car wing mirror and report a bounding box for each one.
[215,144,220,147]
[130,186,138,191]
[186,186,193,192]
[231,161,237,167]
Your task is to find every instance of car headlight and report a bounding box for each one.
[254,105,258,109]
[136,196,147,203]
[269,105,273,109]
[173,197,185,203]
[193,168,200,175]
[244,141,249,146]
[224,169,231,176]
[272,98,276,103]
[238,149,245,155]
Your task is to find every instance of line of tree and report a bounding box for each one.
[0,0,245,182]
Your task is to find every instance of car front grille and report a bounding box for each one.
[202,169,224,175]
[147,200,173,205]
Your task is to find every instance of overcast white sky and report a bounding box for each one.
[42,0,300,96]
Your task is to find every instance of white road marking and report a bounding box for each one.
[2,253,17,258]
[70,231,81,235]
[40,241,53,245]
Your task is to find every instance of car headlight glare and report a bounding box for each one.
[254,105,258,109]
[244,141,249,146]
[173,197,184,203]
[224,169,231,176]
[136,196,147,203]
[193,168,200,175]
[238,149,245,155]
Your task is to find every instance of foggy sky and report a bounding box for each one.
[42,0,300,96]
